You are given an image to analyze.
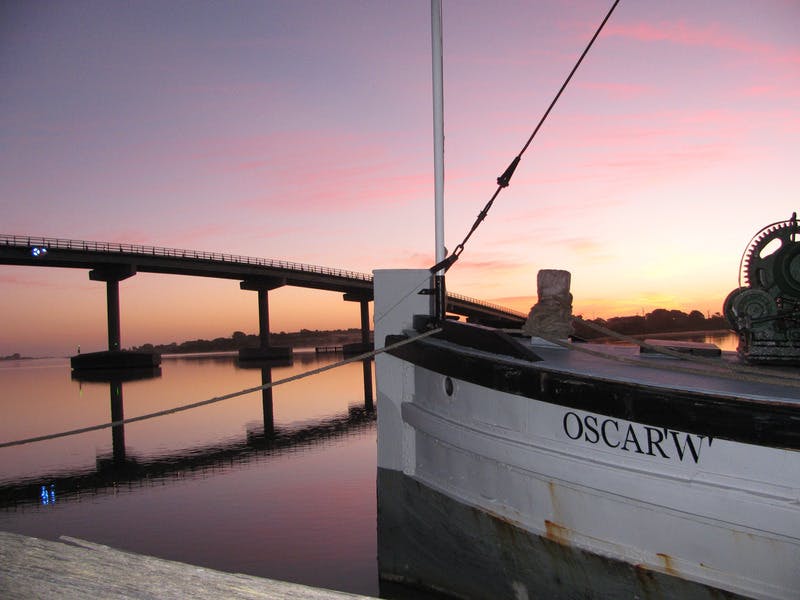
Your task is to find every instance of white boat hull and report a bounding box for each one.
[375,269,800,600]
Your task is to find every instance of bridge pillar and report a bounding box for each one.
[71,266,160,371]
[342,291,373,355]
[89,265,136,351]
[239,278,291,361]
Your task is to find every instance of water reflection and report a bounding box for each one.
[646,330,737,352]
[362,359,374,410]
[0,356,375,510]
[0,353,380,597]
[39,484,55,506]
[235,356,294,436]
[72,367,162,467]
[0,404,375,509]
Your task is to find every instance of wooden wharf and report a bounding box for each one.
[0,530,377,599]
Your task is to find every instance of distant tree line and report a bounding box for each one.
[125,309,730,355]
[129,328,371,354]
[573,309,728,340]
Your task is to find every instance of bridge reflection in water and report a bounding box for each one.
[0,356,375,510]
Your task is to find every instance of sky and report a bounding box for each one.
[2,0,799,357]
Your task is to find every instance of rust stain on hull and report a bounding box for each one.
[544,519,572,547]
[545,480,574,548]
[656,553,679,577]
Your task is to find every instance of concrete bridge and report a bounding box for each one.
[0,234,526,365]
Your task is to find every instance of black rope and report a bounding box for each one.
[431,0,621,275]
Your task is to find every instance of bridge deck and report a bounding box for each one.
[1,234,526,326]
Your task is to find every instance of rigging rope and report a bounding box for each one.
[0,327,442,450]
[431,0,621,274]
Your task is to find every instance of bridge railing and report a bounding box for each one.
[1,234,372,283]
[448,291,527,320]
[2,234,526,319]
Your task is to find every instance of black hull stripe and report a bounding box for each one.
[386,335,800,451]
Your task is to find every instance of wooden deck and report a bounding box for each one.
[0,530,376,599]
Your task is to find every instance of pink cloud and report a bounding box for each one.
[576,81,655,100]
[511,108,750,165]
[600,142,732,171]
[564,237,614,263]
[606,20,800,65]
[77,226,242,253]
[509,107,763,189]
[194,129,431,214]
[0,272,65,289]
[744,85,779,97]
[241,165,430,214]
[458,258,527,274]
[447,256,537,295]
[99,229,154,245]
[492,211,597,236]
[403,252,435,269]
[167,224,237,248]
[519,140,733,191]
[461,228,616,268]
[742,82,800,100]
[197,130,384,166]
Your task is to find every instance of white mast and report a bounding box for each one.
[431,0,445,267]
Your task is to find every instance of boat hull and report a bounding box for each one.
[374,269,800,600]
[378,467,749,600]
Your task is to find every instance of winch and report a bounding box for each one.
[724,212,800,364]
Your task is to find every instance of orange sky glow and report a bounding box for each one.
[2,1,799,356]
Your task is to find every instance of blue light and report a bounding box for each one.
[30,246,48,257]
[40,484,56,505]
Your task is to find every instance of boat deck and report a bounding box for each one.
[524,339,800,406]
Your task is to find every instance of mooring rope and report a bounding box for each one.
[0,327,442,450]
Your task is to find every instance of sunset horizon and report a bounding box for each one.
[3,0,798,357]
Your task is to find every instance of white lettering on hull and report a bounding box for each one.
[562,411,712,464]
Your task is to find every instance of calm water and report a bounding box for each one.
[0,352,381,597]
[0,332,740,597]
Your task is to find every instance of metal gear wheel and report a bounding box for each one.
[726,288,777,332]
[722,287,747,331]
[743,215,800,298]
